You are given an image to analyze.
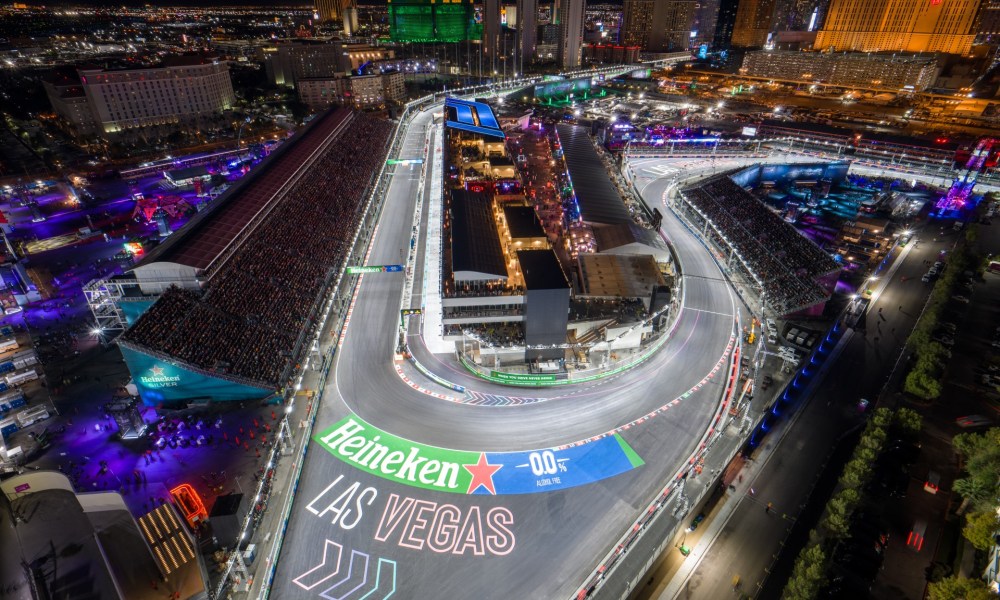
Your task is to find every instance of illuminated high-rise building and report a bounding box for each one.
[694,0,722,45]
[648,1,697,52]
[713,0,741,48]
[815,0,980,54]
[980,0,1000,42]
[731,0,778,47]
[315,0,353,22]
[517,0,538,73]
[559,0,585,68]
[387,0,481,43]
[620,0,656,48]
[483,0,501,73]
[622,0,696,51]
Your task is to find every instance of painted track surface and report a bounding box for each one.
[270,109,739,600]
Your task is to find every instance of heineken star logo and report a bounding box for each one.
[464,453,502,495]
[150,366,165,377]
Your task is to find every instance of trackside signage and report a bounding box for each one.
[314,415,645,495]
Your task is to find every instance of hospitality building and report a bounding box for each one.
[741,50,939,91]
[44,55,234,138]
[298,71,405,109]
[815,0,979,55]
[263,39,394,88]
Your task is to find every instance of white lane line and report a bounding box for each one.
[685,307,733,317]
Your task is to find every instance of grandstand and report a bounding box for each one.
[679,172,841,316]
[556,123,634,226]
[119,109,394,403]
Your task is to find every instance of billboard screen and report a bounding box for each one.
[533,77,592,100]
[389,0,481,42]
[741,126,757,137]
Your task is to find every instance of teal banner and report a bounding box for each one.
[120,300,156,326]
[120,346,274,405]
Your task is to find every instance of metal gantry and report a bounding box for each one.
[82,276,133,337]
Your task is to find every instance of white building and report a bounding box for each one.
[46,55,235,138]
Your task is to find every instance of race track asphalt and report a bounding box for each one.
[269,109,741,600]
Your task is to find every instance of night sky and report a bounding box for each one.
[36,0,619,7]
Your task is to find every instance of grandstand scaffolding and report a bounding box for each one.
[83,276,134,336]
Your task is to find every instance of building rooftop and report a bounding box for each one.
[593,222,669,258]
[444,97,505,139]
[556,124,633,225]
[0,473,205,600]
[165,165,211,183]
[517,249,568,290]
[578,253,665,298]
[450,189,508,281]
[503,205,546,240]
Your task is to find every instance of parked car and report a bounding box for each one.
[956,415,994,428]
[951,295,970,304]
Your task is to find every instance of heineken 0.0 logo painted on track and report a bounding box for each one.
[314,415,644,495]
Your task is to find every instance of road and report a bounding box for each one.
[267,106,744,600]
[652,224,951,599]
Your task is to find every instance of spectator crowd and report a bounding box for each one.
[681,174,841,314]
[123,112,394,386]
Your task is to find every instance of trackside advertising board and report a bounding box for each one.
[314,415,644,495]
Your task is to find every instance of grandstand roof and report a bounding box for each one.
[517,249,569,290]
[861,131,961,152]
[556,124,633,225]
[594,222,670,261]
[165,165,210,183]
[135,108,351,273]
[503,205,546,239]
[450,189,508,281]
[759,119,855,140]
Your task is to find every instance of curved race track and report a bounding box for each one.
[270,107,742,600]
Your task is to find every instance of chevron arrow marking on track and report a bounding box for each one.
[320,550,369,600]
[293,540,343,591]
[357,558,397,600]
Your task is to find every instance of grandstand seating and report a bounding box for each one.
[122,112,394,386]
[681,174,840,315]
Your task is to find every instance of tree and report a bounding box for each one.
[952,428,1000,513]
[927,575,994,600]
[893,407,923,435]
[784,543,827,600]
[839,458,869,489]
[963,509,1000,551]
[905,369,942,400]
[871,408,893,429]
[860,427,886,451]
[822,488,860,539]
[953,476,998,514]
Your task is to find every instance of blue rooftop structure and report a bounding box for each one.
[444,97,505,139]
